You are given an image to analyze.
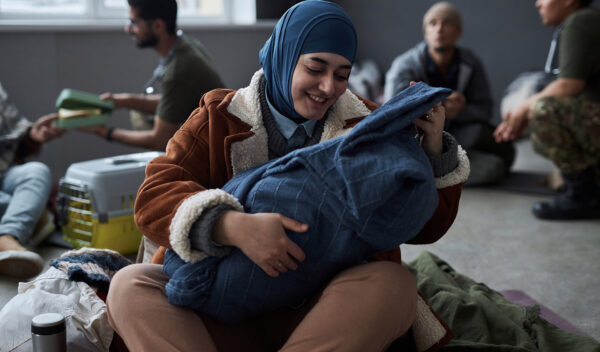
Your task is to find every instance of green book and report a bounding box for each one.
[54,89,114,129]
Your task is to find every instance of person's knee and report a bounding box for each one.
[107,265,148,322]
[17,162,51,186]
[530,96,563,127]
[366,262,417,312]
[24,161,51,178]
[362,262,418,334]
[530,97,563,144]
[368,261,416,289]
[532,95,559,113]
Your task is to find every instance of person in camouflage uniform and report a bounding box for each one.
[494,0,600,220]
[531,97,600,175]
[0,80,64,278]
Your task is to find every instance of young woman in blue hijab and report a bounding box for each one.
[107,1,469,350]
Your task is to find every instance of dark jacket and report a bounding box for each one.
[384,41,494,147]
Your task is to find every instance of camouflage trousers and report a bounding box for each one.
[530,96,600,175]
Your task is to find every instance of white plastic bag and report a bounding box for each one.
[0,267,113,352]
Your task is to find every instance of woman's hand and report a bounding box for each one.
[414,102,445,157]
[212,211,308,278]
[409,81,445,157]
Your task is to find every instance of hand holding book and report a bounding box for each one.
[54,89,114,129]
[30,113,65,143]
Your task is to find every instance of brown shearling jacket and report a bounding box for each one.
[134,70,470,264]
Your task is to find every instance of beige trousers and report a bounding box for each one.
[107,261,417,352]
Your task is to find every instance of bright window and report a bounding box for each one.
[0,0,251,23]
[1,0,87,16]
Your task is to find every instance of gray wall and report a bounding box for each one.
[0,25,273,181]
[342,0,555,113]
[1,1,597,181]
[344,0,594,115]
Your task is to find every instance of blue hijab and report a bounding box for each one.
[259,0,357,121]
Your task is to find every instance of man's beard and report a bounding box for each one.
[136,33,158,48]
[432,44,453,53]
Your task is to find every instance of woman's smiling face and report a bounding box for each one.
[290,52,352,121]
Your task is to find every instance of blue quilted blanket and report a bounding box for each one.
[164,82,452,322]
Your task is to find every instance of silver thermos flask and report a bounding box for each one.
[31,313,67,352]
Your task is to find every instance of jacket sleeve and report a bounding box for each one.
[407,145,469,244]
[407,184,462,244]
[134,92,244,263]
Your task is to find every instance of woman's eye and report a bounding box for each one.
[306,67,322,74]
[336,75,349,81]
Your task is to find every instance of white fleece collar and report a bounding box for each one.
[226,69,372,175]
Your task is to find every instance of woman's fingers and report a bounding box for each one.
[279,214,307,263]
[267,214,307,276]
[233,213,308,278]
[273,254,297,272]
[283,238,305,264]
[413,117,439,133]
[280,214,309,233]
[263,265,280,278]
[267,254,298,277]
[281,254,299,270]
[274,261,287,273]
[414,103,445,156]
[271,252,300,276]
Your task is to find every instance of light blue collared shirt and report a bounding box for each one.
[266,92,317,145]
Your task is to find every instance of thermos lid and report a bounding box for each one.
[31,313,66,335]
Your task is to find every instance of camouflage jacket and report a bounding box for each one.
[0,81,37,176]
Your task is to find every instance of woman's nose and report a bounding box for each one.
[319,75,335,95]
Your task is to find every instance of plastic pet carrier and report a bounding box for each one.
[57,152,162,254]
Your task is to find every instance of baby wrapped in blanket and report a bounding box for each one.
[163,83,452,323]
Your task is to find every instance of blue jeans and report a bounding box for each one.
[0,162,51,244]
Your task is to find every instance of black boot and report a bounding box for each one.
[532,167,600,220]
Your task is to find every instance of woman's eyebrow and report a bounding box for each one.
[309,57,352,70]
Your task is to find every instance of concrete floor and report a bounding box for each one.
[402,139,600,342]
[1,139,599,342]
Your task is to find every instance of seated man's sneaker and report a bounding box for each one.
[0,235,44,278]
[0,250,44,278]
